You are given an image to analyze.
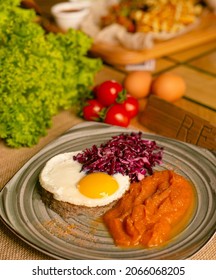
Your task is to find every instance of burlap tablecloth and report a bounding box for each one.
[0,110,215,260]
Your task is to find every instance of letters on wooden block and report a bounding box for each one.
[139,95,216,150]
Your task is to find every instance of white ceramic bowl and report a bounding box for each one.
[51,1,91,31]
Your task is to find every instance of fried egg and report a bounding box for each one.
[39,152,130,207]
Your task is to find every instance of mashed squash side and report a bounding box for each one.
[103,170,196,248]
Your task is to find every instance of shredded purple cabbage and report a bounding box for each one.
[73,132,163,182]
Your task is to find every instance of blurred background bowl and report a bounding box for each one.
[51,1,91,31]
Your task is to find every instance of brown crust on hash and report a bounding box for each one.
[39,186,118,220]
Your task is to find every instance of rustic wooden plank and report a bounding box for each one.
[189,50,216,75]
[139,95,216,150]
[168,40,216,62]
[165,66,216,111]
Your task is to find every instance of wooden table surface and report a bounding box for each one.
[0,0,215,260]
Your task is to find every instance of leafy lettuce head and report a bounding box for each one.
[0,0,102,147]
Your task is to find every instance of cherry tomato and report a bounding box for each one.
[120,95,139,118]
[104,104,129,127]
[82,99,104,121]
[92,85,99,96]
[96,80,123,106]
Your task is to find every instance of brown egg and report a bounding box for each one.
[151,72,186,102]
[123,71,152,99]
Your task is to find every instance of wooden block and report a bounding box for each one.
[139,95,216,150]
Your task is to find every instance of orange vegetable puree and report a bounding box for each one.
[103,170,196,248]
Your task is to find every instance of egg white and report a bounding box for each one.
[39,152,130,207]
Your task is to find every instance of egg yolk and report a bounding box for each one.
[78,172,119,199]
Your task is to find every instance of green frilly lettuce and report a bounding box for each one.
[0,1,102,147]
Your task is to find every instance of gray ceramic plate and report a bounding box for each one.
[0,122,215,259]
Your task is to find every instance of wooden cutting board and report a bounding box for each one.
[90,12,216,65]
